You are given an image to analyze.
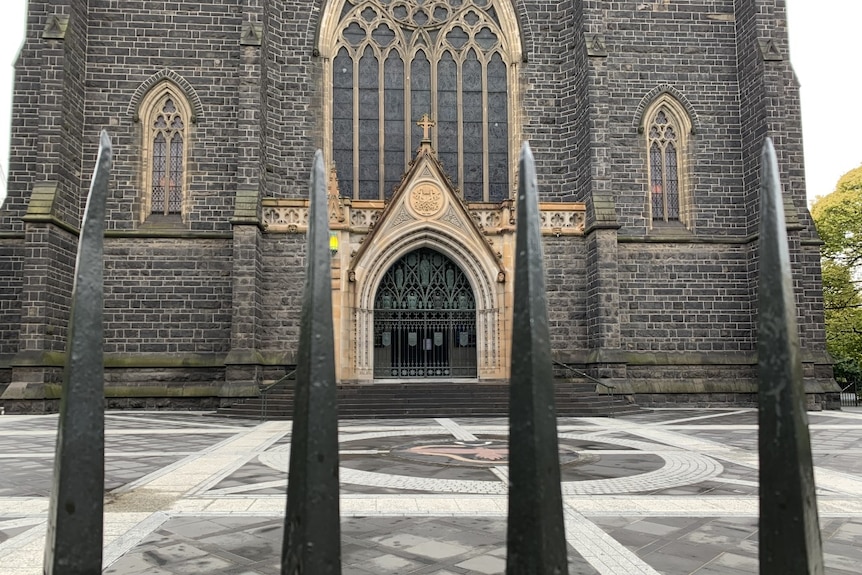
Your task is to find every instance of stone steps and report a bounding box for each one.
[215,380,638,420]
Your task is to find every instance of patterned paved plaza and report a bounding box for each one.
[1,408,862,574]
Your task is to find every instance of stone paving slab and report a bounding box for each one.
[590,515,862,575]
[1,408,862,574]
[103,515,601,575]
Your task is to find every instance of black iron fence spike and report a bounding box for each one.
[506,142,568,574]
[282,150,342,575]
[757,137,824,574]
[44,130,112,575]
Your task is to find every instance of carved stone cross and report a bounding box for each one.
[417,114,435,142]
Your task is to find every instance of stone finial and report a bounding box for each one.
[328,166,345,224]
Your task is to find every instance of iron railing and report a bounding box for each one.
[552,359,617,417]
[373,309,478,378]
[756,138,823,571]
[840,383,859,408]
[44,131,112,574]
[259,369,296,422]
[44,136,825,574]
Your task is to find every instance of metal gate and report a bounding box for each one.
[373,248,477,378]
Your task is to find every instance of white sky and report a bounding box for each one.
[0,1,860,205]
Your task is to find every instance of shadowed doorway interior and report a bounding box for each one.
[374,248,477,378]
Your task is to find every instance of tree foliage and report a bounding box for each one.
[820,260,862,360]
[812,165,862,388]
[811,165,862,264]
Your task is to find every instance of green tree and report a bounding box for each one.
[811,165,862,264]
[812,165,862,391]
[820,260,862,359]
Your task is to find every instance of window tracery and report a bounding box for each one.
[644,95,692,227]
[138,82,191,222]
[150,98,185,215]
[649,110,679,221]
[323,0,520,202]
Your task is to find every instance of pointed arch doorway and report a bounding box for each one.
[373,248,477,378]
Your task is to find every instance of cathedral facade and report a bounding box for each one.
[0,1,836,410]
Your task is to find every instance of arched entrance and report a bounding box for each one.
[373,248,477,378]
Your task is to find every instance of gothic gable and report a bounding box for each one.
[350,141,505,282]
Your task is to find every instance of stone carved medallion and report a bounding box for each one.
[410,184,444,217]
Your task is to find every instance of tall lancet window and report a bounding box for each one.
[139,83,192,221]
[644,95,692,227]
[151,98,185,215]
[323,0,522,202]
[649,110,679,220]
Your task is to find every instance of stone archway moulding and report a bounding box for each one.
[350,224,507,382]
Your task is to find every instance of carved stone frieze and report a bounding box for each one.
[585,34,608,57]
[758,38,783,62]
[538,203,586,236]
[473,209,502,230]
[262,205,308,231]
[240,22,263,46]
[42,14,69,40]
[261,198,585,236]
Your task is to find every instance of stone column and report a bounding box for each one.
[223,0,265,399]
[581,2,624,382]
[224,218,264,397]
[4,1,89,407]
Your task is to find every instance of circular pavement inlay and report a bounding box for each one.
[257,429,724,495]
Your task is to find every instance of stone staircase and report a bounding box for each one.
[214,378,639,420]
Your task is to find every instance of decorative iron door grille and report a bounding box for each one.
[374,248,477,378]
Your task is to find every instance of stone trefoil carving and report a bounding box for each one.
[263,200,585,236]
[441,206,465,230]
[390,206,416,229]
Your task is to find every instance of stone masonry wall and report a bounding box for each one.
[0,3,41,232]
[86,0,245,232]
[543,236,588,353]
[258,234,307,361]
[103,239,233,355]
[599,0,744,236]
[617,242,754,353]
[261,0,323,200]
[0,241,24,361]
[17,227,79,356]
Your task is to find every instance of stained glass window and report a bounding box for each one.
[647,107,683,222]
[149,97,186,215]
[328,0,516,202]
[152,133,166,213]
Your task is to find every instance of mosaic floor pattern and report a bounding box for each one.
[1,408,862,574]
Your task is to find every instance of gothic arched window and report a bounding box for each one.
[139,83,191,221]
[644,95,692,227]
[322,0,522,203]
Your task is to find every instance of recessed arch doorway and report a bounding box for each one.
[373,247,477,378]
